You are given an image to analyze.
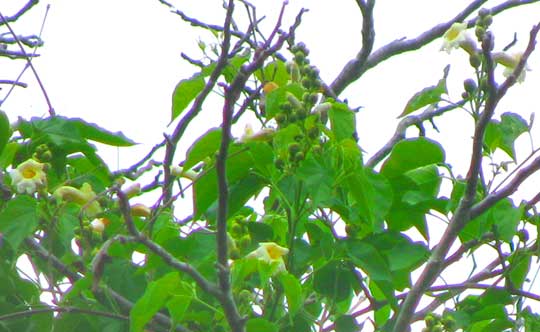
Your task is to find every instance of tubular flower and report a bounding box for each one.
[493,51,530,83]
[246,242,289,275]
[171,166,199,181]
[53,183,102,217]
[131,203,151,217]
[9,159,47,194]
[237,124,275,143]
[440,22,471,54]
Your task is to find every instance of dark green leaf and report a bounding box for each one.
[335,315,362,332]
[171,73,206,121]
[71,118,136,146]
[313,260,353,302]
[399,65,449,117]
[0,195,39,251]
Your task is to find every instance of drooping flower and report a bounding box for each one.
[171,166,199,181]
[131,203,151,217]
[237,124,275,143]
[9,159,47,194]
[90,218,109,233]
[53,182,102,217]
[493,51,531,83]
[246,242,289,274]
[440,22,473,54]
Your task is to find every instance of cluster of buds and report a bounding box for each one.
[422,313,456,332]
[228,215,253,255]
[32,144,52,163]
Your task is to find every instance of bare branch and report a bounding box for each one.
[0,0,39,25]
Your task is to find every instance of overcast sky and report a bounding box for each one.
[3,1,540,330]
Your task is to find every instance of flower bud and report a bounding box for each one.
[131,203,151,217]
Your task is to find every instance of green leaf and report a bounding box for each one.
[171,73,206,122]
[0,195,39,251]
[71,118,136,146]
[329,102,356,142]
[255,60,290,87]
[498,112,528,160]
[296,153,335,207]
[521,307,540,332]
[166,282,194,322]
[0,141,18,168]
[335,315,362,332]
[184,128,221,169]
[0,110,10,154]
[130,272,180,332]
[279,272,303,317]
[507,251,531,289]
[246,318,277,332]
[265,83,304,119]
[381,137,445,179]
[313,260,353,302]
[399,65,449,117]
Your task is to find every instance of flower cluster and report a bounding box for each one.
[53,182,102,217]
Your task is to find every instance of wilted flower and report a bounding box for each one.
[9,159,47,194]
[246,242,289,274]
[493,51,530,83]
[237,124,275,143]
[53,182,102,217]
[441,22,474,54]
[90,218,109,233]
[131,203,151,217]
[171,165,199,181]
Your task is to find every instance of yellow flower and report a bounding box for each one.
[440,22,472,54]
[493,51,530,83]
[246,242,289,274]
[90,218,109,233]
[9,159,47,194]
[53,182,102,217]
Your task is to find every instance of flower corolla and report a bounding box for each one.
[9,159,47,194]
[53,182,102,217]
[246,242,289,274]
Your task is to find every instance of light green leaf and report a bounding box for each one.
[329,102,356,142]
[255,60,290,87]
[508,251,531,289]
[279,272,303,317]
[0,195,39,251]
[130,272,180,332]
[246,318,277,332]
[171,73,206,122]
[184,128,221,169]
[381,137,445,179]
[399,65,449,117]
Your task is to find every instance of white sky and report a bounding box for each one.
[2,0,540,331]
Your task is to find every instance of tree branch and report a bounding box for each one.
[391,22,540,332]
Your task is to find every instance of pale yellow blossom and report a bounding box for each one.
[440,22,473,54]
[171,165,199,181]
[9,159,47,194]
[90,218,108,233]
[238,124,275,143]
[493,51,531,83]
[246,242,289,275]
[131,203,151,217]
[54,183,102,217]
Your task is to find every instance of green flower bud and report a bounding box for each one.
[288,143,301,156]
[469,54,481,68]
[464,78,477,94]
